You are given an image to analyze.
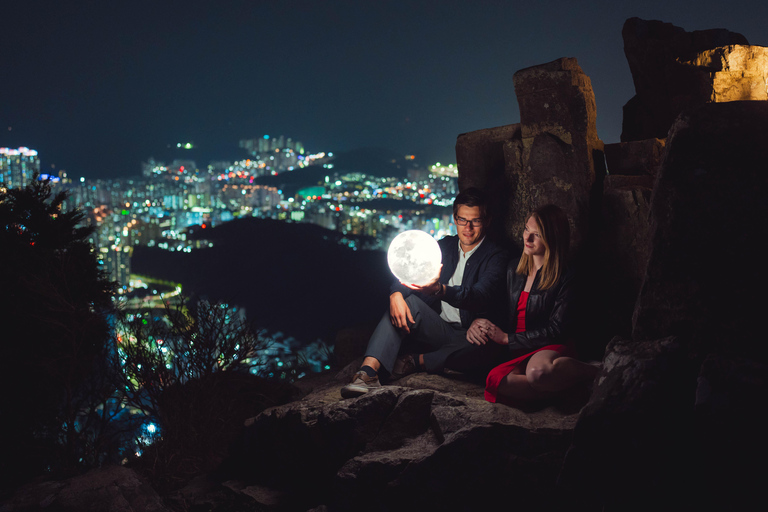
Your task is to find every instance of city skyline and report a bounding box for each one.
[3,0,768,179]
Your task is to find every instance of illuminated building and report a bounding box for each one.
[239,135,306,172]
[0,146,40,188]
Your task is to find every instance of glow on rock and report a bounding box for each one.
[387,230,442,286]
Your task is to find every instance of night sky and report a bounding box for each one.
[3,0,768,179]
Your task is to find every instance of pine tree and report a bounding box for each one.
[0,177,116,485]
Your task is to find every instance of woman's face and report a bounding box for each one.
[523,216,546,257]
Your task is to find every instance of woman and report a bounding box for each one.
[466,204,598,405]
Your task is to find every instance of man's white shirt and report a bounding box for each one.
[439,237,484,326]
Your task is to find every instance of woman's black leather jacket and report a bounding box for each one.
[504,257,575,354]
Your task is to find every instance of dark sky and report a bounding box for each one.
[3,0,768,179]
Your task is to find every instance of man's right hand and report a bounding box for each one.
[389,292,414,333]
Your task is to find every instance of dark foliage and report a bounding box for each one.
[117,297,301,488]
[0,178,117,487]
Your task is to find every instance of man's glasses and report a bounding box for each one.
[455,216,484,227]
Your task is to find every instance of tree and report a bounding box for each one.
[117,296,296,482]
[0,177,117,486]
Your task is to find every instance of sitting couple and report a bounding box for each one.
[341,188,597,405]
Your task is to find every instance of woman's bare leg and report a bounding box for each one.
[496,350,599,404]
[495,363,543,403]
[526,350,599,393]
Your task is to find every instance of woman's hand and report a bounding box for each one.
[467,318,508,346]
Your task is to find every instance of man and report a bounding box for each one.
[341,187,508,398]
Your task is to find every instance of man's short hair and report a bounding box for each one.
[452,187,489,220]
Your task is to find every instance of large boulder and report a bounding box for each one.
[559,336,698,511]
[620,17,760,141]
[596,174,653,341]
[455,123,523,246]
[604,138,666,176]
[683,45,768,102]
[512,57,604,256]
[455,58,604,256]
[693,354,768,510]
[632,101,768,359]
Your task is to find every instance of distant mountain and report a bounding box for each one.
[131,218,393,342]
[252,147,415,196]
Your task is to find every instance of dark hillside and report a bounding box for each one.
[251,147,413,196]
[132,218,392,341]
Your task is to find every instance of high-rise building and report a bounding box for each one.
[0,147,40,188]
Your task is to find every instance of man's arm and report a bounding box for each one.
[389,291,414,333]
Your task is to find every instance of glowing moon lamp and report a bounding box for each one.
[387,230,442,286]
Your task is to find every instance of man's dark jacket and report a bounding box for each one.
[390,235,508,328]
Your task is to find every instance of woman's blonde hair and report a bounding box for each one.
[516,204,570,290]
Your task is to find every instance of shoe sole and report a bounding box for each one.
[340,384,379,399]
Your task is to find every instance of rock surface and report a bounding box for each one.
[512,57,604,256]
[604,138,666,176]
[1,466,168,512]
[632,101,768,359]
[455,124,522,246]
[560,336,698,511]
[596,174,653,340]
[222,363,590,510]
[620,17,766,141]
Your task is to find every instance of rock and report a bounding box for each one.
[455,124,523,246]
[1,466,167,512]
[604,138,666,176]
[559,336,698,511]
[632,101,768,359]
[224,364,586,510]
[620,17,758,141]
[596,174,653,341]
[683,45,768,102]
[512,57,605,256]
[693,355,768,510]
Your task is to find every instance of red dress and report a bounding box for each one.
[484,291,573,403]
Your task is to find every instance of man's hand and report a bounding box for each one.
[466,318,489,345]
[403,265,443,295]
[467,318,508,346]
[389,292,414,333]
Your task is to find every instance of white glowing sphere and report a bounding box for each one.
[387,230,442,286]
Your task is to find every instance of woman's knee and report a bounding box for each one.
[525,351,559,391]
[526,364,553,391]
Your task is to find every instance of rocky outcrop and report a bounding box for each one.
[1,466,168,512]
[632,101,768,359]
[620,17,768,141]
[693,354,768,510]
[512,58,605,255]
[604,138,665,176]
[222,365,589,510]
[684,45,768,102]
[562,100,768,512]
[455,58,604,256]
[597,174,653,339]
[455,124,522,245]
[450,19,768,512]
[559,336,698,511]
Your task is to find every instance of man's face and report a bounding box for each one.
[455,205,485,250]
